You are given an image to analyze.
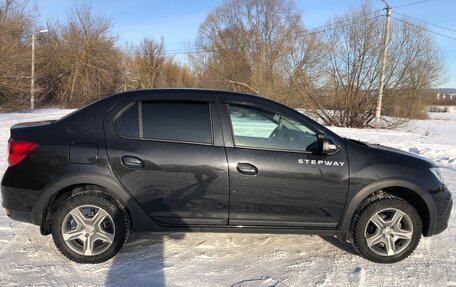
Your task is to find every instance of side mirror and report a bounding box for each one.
[321,137,338,154]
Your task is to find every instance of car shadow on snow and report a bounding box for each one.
[319,235,358,255]
[105,232,185,287]
[105,163,218,286]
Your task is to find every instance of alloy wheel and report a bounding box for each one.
[364,208,414,256]
[61,205,116,256]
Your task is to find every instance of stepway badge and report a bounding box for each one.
[298,159,345,167]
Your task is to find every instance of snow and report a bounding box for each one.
[0,109,455,286]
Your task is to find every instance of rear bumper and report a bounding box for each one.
[1,185,40,224]
[4,208,32,223]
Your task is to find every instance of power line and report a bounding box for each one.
[182,13,384,94]
[163,9,384,54]
[393,11,456,34]
[0,10,383,56]
[80,13,384,57]
[391,16,456,41]
[180,14,384,56]
[186,52,233,82]
[0,12,384,57]
[298,15,384,37]
[121,12,384,56]
[392,0,431,8]
[295,9,384,35]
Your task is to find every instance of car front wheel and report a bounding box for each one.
[351,196,422,263]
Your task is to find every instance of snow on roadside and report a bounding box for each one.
[0,109,454,286]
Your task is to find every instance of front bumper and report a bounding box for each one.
[432,185,452,235]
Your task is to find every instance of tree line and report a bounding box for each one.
[0,0,445,127]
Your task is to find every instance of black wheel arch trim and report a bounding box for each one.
[338,178,437,236]
[31,172,155,232]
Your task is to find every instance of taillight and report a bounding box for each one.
[7,139,38,166]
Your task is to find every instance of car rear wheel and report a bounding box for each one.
[351,196,422,263]
[51,192,129,263]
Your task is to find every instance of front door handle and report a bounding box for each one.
[121,156,144,168]
[236,163,258,175]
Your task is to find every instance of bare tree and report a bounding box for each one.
[381,16,444,120]
[295,3,444,127]
[38,2,122,108]
[123,37,198,90]
[194,0,444,128]
[161,57,198,88]
[125,37,166,89]
[193,0,315,103]
[0,0,36,111]
[0,0,444,123]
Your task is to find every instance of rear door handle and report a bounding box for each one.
[236,163,258,175]
[121,156,144,168]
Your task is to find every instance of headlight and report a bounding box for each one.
[430,167,444,183]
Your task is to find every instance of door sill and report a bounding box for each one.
[153,216,228,226]
[228,219,337,228]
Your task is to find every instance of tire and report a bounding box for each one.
[350,196,422,263]
[51,191,129,263]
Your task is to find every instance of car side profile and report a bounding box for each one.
[1,89,452,263]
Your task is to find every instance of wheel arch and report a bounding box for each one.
[33,173,155,235]
[339,179,437,237]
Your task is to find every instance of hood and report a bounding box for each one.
[346,138,435,167]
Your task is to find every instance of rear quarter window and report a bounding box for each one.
[115,103,139,138]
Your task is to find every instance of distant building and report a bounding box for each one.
[436,93,456,100]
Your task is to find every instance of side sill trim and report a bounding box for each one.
[229,219,337,228]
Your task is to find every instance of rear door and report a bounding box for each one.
[104,91,229,226]
[219,96,349,228]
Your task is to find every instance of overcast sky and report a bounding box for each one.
[34,0,456,88]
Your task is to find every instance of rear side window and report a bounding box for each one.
[142,101,212,144]
[115,103,139,138]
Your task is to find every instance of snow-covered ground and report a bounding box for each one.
[0,110,454,287]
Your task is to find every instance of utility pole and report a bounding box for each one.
[375,0,391,128]
[30,33,36,110]
[30,30,48,110]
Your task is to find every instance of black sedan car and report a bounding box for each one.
[1,89,452,263]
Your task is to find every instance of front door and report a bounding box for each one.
[221,102,349,227]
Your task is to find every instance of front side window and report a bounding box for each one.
[142,101,212,144]
[228,104,318,152]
